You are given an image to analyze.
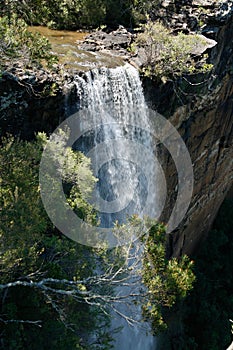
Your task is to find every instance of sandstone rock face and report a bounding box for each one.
[142,5,233,257]
[166,75,233,257]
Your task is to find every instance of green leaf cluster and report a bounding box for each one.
[142,221,195,332]
[0,134,110,349]
[135,21,213,80]
[131,0,161,23]
[1,0,134,29]
[0,15,58,70]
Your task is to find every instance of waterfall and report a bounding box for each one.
[73,63,158,349]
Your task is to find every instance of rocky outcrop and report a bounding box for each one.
[157,0,233,35]
[0,66,75,139]
[77,26,133,59]
[77,23,218,74]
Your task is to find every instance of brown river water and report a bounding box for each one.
[29,26,124,71]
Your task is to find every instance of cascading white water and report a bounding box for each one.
[74,63,158,350]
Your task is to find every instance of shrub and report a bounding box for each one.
[0,15,58,70]
[135,21,213,80]
[142,220,195,332]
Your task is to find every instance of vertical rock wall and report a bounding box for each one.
[143,11,233,257]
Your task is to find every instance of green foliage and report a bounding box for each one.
[0,134,196,347]
[104,0,134,27]
[40,129,98,225]
[0,134,110,349]
[1,0,141,29]
[132,0,161,23]
[0,0,143,29]
[135,21,213,80]
[0,15,58,69]
[178,199,233,349]
[142,221,195,332]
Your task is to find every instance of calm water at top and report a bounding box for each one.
[29,26,124,70]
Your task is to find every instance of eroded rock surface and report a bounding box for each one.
[143,2,233,256]
[77,26,133,59]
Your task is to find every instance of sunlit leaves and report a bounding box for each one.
[0,134,107,348]
[0,15,58,69]
[135,20,213,80]
[142,221,195,332]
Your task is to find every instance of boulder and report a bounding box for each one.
[78,26,133,53]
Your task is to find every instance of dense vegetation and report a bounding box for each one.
[0,0,167,29]
[159,199,233,349]
[135,21,213,80]
[0,134,109,349]
[142,221,195,331]
[1,0,161,29]
[0,15,57,71]
[0,134,195,349]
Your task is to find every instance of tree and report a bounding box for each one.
[0,134,110,349]
[0,0,151,29]
[0,15,58,71]
[131,0,161,23]
[0,0,106,29]
[0,132,195,348]
[141,220,195,332]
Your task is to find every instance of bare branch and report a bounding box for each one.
[0,238,148,329]
[0,317,42,327]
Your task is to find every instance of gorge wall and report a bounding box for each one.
[0,1,232,258]
[145,66,233,257]
[143,1,233,257]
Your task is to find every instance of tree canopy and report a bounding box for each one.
[0,133,196,349]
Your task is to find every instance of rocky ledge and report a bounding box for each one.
[77,26,134,60]
[158,0,233,36]
[77,24,217,70]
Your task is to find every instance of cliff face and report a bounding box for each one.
[0,2,232,258]
[0,68,79,139]
[166,73,232,257]
[143,3,233,257]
